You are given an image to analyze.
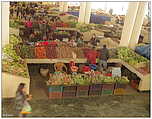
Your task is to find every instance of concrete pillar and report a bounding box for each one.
[63,2,68,12]
[84,2,91,24]
[59,2,64,12]
[119,2,139,47]
[129,2,147,49]
[78,2,86,23]
[2,2,10,48]
[59,2,68,12]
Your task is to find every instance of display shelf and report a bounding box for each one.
[109,59,150,91]
[56,27,80,32]
[25,58,87,64]
[25,58,150,91]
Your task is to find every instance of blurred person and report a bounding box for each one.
[98,45,109,72]
[15,83,32,117]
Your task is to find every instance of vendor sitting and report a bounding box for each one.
[69,61,78,74]
[90,34,100,46]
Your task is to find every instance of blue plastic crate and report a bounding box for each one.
[49,86,63,92]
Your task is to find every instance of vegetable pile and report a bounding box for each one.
[2,35,29,78]
[48,73,129,86]
[117,47,149,66]
[9,19,22,28]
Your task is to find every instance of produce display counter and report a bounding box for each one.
[25,58,150,91]
[25,58,87,64]
[24,58,118,64]
[56,27,80,32]
[109,59,150,91]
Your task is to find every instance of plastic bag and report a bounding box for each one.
[20,101,32,114]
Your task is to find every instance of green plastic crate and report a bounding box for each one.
[101,90,113,95]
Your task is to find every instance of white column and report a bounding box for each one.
[63,2,68,12]
[84,2,91,24]
[119,2,139,47]
[2,2,10,48]
[129,2,147,49]
[59,2,64,12]
[78,2,87,23]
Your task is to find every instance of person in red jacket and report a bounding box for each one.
[86,47,98,65]
[24,18,33,28]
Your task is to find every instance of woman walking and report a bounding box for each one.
[15,83,32,117]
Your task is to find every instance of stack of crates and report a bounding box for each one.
[62,85,77,98]
[101,83,115,95]
[76,85,89,97]
[114,83,127,95]
[48,86,63,99]
[89,84,102,96]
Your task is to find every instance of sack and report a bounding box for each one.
[20,101,32,114]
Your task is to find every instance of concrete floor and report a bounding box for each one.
[2,92,150,117]
[2,74,150,117]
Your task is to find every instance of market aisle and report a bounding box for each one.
[2,92,150,117]
[30,74,48,99]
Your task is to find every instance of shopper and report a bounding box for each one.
[15,83,32,117]
[98,45,109,72]
[86,46,98,65]
[90,34,98,46]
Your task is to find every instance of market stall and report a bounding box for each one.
[5,2,150,100]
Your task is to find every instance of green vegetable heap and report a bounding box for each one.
[9,19,22,28]
[49,73,129,86]
[117,47,149,66]
[2,35,29,78]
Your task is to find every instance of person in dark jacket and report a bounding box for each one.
[98,45,109,71]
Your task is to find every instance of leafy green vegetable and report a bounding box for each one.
[2,35,29,78]
[9,20,22,28]
[117,47,149,66]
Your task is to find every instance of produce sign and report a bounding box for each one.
[117,47,149,66]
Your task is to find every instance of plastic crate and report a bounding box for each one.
[89,90,101,96]
[101,89,113,95]
[77,85,89,91]
[114,88,125,95]
[49,86,63,92]
[49,92,62,99]
[62,91,76,98]
[63,85,77,92]
[115,83,127,89]
[89,84,102,91]
[76,91,88,97]
[102,83,115,90]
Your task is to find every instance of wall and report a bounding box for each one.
[2,72,30,98]
[2,2,9,48]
